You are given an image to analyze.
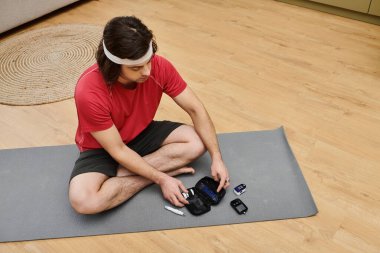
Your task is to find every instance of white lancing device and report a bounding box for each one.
[164,206,185,216]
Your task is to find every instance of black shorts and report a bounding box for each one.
[70,120,183,181]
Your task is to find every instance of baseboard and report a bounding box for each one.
[276,0,380,26]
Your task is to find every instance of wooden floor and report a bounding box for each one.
[1,0,380,252]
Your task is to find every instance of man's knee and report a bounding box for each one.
[187,128,206,159]
[69,173,109,214]
[165,124,206,160]
[69,183,103,214]
[191,138,206,158]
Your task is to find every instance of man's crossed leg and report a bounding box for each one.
[69,125,205,214]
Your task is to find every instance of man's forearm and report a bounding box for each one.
[112,146,166,184]
[189,105,222,160]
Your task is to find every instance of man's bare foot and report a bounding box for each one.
[167,167,195,177]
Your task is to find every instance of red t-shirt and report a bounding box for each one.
[74,55,187,152]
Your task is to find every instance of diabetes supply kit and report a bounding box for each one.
[179,176,248,216]
[182,176,226,215]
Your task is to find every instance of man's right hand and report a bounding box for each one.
[158,174,189,207]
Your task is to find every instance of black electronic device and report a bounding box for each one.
[230,198,248,215]
[183,176,226,216]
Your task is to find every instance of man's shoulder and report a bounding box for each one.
[152,54,173,68]
[76,64,107,91]
[75,63,108,100]
[152,55,178,78]
[77,63,102,83]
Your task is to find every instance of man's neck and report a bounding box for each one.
[122,82,138,90]
[117,76,137,90]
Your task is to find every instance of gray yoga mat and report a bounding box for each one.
[0,127,317,242]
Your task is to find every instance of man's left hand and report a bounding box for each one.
[211,158,230,192]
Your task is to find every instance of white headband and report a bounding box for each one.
[102,40,153,66]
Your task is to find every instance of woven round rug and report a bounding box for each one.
[0,24,103,105]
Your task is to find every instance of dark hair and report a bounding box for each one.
[96,16,158,84]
